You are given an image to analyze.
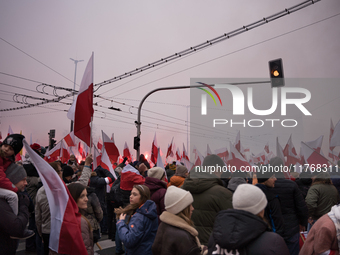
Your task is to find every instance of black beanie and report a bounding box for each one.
[2,134,25,155]
[62,165,74,178]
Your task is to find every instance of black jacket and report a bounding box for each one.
[256,184,285,238]
[207,209,289,255]
[0,194,30,255]
[272,179,308,240]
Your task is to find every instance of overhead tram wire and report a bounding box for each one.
[0,0,321,112]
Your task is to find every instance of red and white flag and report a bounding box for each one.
[166,137,174,158]
[305,135,323,153]
[301,141,329,166]
[67,53,94,147]
[176,147,181,161]
[60,140,70,164]
[93,145,101,170]
[264,142,270,154]
[330,120,340,148]
[215,147,229,162]
[156,147,168,182]
[193,148,204,167]
[23,140,87,254]
[276,137,286,165]
[227,142,251,170]
[123,142,131,162]
[78,142,86,160]
[235,130,241,153]
[102,131,120,164]
[97,138,103,151]
[182,143,190,161]
[100,144,117,179]
[151,133,158,165]
[44,142,62,163]
[283,135,299,166]
[63,131,76,147]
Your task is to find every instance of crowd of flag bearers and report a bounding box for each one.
[2,133,340,255]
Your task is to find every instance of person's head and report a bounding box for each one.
[130,184,150,206]
[6,163,28,192]
[67,183,88,210]
[148,167,166,181]
[232,184,267,218]
[312,171,332,185]
[62,165,74,183]
[165,186,194,225]
[1,134,25,157]
[137,163,147,176]
[50,161,62,178]
[257,169,277,188]
[70,155,76,162]
[203,154,225,178]
[30,143,41,155]
[269,157,285,178]
[175,165,188,178]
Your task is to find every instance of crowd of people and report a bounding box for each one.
[1,133,340,255]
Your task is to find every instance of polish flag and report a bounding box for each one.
[215,147,229,162]
[264,142,270,154]
[227,142,251,170]
[283,135,298,157]
[207,144,212,156]
[97,138,103,151]
[330,120,340,148]
[60,140,70,164]
[100,145,117,179]
[193,148,204,167]
[301,142,329,166]
[93,145,101,170]
[63,131,76,147]
[78,142,86,160]
[67,53,94,147]
[166,137,174,158]
[150,133,158,165]
[44,142,62,163]
[7,125,13,136]
[235,130,241,153]
[182,143,190,161]
[305,135,323,153]
[102,131,119,164]
[176,147,181,161]
[23,140,88,254]
[123,142,131,162]
[156,147,168,182]
[120,164,145,191]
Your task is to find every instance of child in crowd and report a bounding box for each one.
[0,134,35,239]
[115,184,158,255]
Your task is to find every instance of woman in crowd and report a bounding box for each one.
[152,185,207,255]
[207,184,289,255]
[115,184,158,255]
[67,183,94,255]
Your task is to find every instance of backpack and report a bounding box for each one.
[109,176,123,206]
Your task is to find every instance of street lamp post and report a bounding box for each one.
[69,58,83,132]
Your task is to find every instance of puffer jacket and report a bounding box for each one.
[182,176,233,245]
[305,183,338,220]
[117,200,158,255]
[207,209,289,255]
[152,211,203,255]
[144,177,167,218]
[272,178,308,240]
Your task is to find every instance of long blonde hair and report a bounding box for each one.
[177,204,194,227]
[115,185,150,223]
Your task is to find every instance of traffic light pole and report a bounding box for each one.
[135,84,207,159]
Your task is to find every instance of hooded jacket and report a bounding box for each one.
[144,177,167,218]
[182,176,233,245]
[117,200,158,255]
[207,209,289,255]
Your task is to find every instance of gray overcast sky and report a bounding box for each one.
[1,0,340,159]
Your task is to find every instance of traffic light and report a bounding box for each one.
[134,136,140,150]
[50,138,57,150]
[269,58,284,87]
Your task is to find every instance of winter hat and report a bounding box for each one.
[6,163,27,185]
[256,168,275,183]
[30,143,41,152]
[169,163,177,171]
[227,177,247,192]
[269,157,284,167]
[62,165,74,178]
[165,186,194,214]
[148,167,165,180]
[203,154,225,168]
[175,165,188,178]
[232,184,267,215]
[2,134,25,155]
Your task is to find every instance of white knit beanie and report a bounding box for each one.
[148,167,165,180]
[165,186,193,215]
[232,184,267,215]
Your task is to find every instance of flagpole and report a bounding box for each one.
[90,52,94,150]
